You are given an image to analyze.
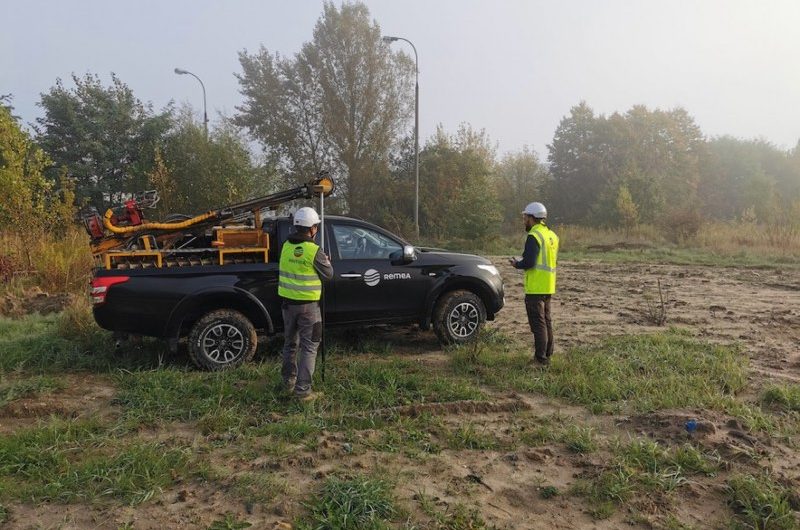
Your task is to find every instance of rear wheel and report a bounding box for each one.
[433,290,486,345]
[188,309,257,370]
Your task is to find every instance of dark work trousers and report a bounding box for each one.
[525,294,553,360]
[281,302,322,396]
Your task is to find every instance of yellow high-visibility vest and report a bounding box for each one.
[278,240,322,301]
[524,223,559,295]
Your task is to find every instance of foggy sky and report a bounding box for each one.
[2,0,799,156]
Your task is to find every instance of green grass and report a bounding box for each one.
[415,492,488,530]
[113,355,484,440]
[0,374,64,407]
[363,415,442,457]
[452,329,748,414]
[575,438,721,520]
[445,423,501,451]
[297,475,397,530]
[561,425,597,454]
[726,474,799,530]
[762,384,800,413]
[0,418,190,504]
[0,314,166,374]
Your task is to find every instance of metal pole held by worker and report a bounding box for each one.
[319,184,326,382]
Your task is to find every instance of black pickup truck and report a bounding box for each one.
[91,215,504,370]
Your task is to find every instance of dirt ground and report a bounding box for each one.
[3,259,800,529]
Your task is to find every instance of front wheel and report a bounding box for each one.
[188,309,257,370]
[432,290,486,345]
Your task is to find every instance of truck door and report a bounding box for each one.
[327,220,430,324]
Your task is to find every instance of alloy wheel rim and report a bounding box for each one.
[201,324,245,364]
[448,302,479,338]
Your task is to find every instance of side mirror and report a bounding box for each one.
[390,245,417,265]
[402,245,417,263]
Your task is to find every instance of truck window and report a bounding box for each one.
[332,224,402,260]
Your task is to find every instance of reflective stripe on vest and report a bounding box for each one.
[278,240,322,301]
[524,224,559,295]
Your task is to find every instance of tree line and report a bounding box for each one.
[2,1,799,246]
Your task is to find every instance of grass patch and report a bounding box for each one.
[415,492,488,530]
[726,473,798,530]
[576,438,721,519]
[762,384,800,413]
[561,425,597,454]
[363,415,442,457]
[0,374,64,407]
[114,355,484,438]
[0,313,165,374]
[0,418,190,504]
[445,423,501,451]
[297,475,396,530]
[452,329,747,414]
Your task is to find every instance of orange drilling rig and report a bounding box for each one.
[79,172,334,270]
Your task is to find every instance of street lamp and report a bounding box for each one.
[174,67,208,138]
[383,35,419,239]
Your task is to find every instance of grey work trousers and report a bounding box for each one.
[525,294,554,361]
[281,302,322,395]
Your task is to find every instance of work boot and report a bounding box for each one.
[530,356,550,367]
[283,378,296,393]
[295,391,320,403]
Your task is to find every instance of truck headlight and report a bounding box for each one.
[477,264,499,276]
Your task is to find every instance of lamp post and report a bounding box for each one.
[174,67,208,138]
[383,35,419,239]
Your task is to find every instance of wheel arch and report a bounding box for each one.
[422,277,495,329]
[165,287,274,344]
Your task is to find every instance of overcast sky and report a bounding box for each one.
[2,0,800,156]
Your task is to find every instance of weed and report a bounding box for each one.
[540,485,559,499]
[560,425,597,454]
[641,278,667,326]
[726,473,798,530]
[298,475,396,530]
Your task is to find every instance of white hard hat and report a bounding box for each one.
[522,202,547,218]
[293,207,321,227]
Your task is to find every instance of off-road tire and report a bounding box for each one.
[188,309,257,370]
[433,289,486,345]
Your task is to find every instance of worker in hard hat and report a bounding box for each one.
[509,202,560,365]
[278,207,333,401]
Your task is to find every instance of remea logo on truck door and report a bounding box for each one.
[363,269,412,287]
[364,269,381,286]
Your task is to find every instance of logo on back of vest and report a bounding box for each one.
[293,246,303,257]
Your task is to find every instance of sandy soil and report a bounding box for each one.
[492,259,800,385]
[3,259,800,529]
